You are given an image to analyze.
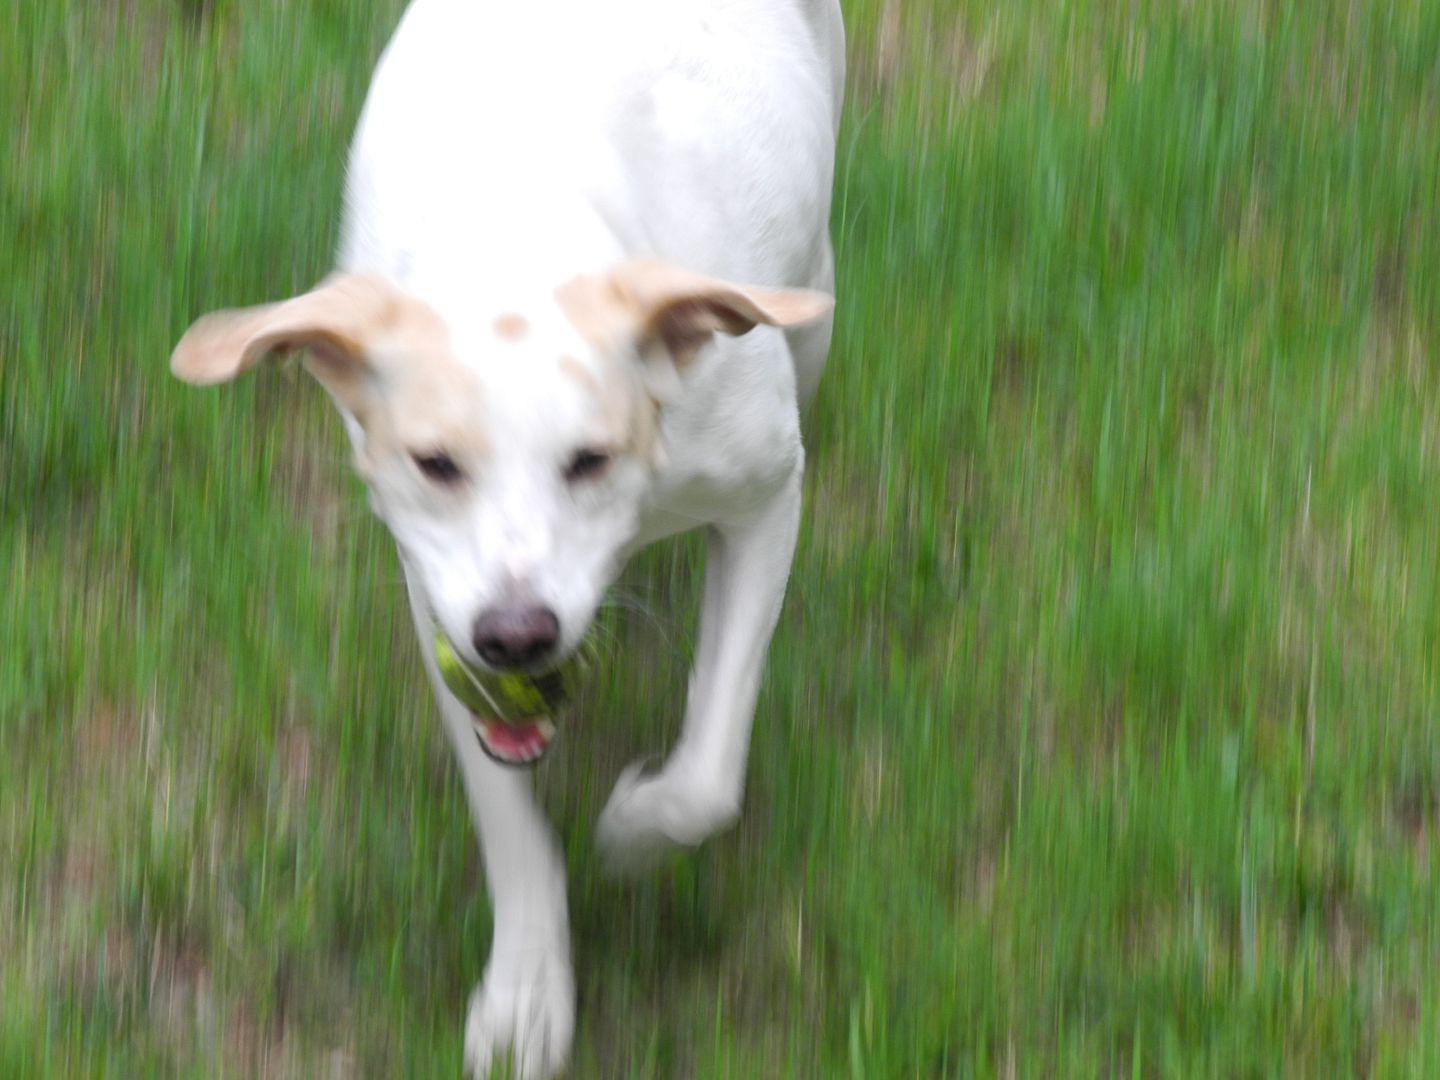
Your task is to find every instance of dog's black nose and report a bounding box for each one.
[473,605,560,669]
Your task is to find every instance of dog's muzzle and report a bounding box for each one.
[432,629,595,766]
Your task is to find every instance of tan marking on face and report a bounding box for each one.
[553,273,682,461]
[344,303,489,479]
[356,353,489,481]
[169,273,489,480]
[554,275,633,353]
[560,353,633,446]
[492,312,531,342]
[558,355,600,394]
[554,274,663,457]
[557,350,658,461]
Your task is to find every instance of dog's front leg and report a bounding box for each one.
[405,575,574,1080]
[599,463,803,871]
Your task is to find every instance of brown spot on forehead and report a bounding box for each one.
[492,312,530,342]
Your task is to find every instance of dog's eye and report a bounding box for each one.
[563,448,612,483]
[412,451,463,484]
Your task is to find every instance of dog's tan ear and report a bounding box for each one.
[557,258,834,400]
[170,274,401,408]
[610,258,833,365]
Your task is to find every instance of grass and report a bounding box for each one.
[4,0,1439,1075]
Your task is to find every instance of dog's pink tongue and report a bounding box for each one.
[476,717,552,765]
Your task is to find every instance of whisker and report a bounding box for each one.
[598,588,671,640]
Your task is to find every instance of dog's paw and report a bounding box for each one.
[596,759,741,875]
[464,949,574,1079]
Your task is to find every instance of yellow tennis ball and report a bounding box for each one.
[433,630,594,723]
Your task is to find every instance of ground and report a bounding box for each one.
[2,0,1438,1075]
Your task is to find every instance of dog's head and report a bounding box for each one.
[171,261,831,673]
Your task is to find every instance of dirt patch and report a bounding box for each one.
[253,381,359,555]
[849,5,995,128]
[1396,784,1434,872]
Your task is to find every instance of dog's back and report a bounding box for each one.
[341,0,842,295]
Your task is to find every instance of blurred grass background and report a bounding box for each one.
[3,0,1439,1075]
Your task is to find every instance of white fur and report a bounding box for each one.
[345,2,843,1075]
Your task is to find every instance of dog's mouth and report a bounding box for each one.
[471,714,557,766]
[432,629,593,768]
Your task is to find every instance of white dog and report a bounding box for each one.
[171,0,843,1074]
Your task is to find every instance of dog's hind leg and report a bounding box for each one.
[404,570,574,1080]
[598,461,804,872]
